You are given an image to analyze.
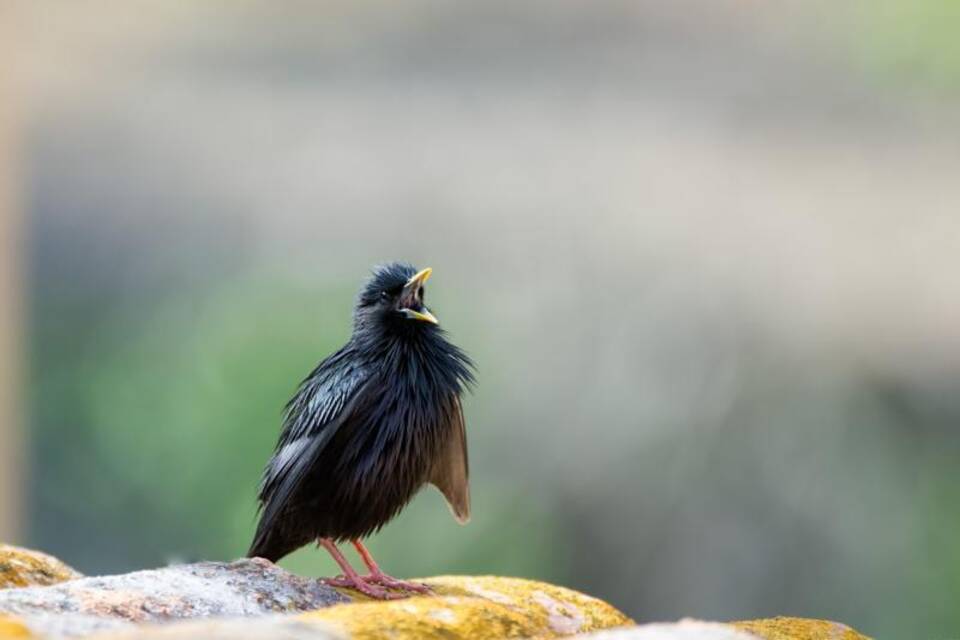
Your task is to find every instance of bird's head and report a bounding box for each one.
[354,262,439,338]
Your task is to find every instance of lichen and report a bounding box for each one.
[733,617,872,640]
[0,545,80,590]
[301,575,632,639]
[0,615,31,639]
[577,620,763,639]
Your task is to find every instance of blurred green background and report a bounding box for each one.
[5,2,960,638]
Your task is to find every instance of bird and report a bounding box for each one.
[248,263,474,599]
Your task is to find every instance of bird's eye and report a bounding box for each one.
[380,291,390,301]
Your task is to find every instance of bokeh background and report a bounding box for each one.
[3,2,960,638]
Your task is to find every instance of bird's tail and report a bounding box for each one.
[247,521,303,563]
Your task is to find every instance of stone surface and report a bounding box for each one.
[303,575,632,639]
[0,546,873,640]
[0,546,80,590]
[733,617,872,640]
[0,558,346,637]
[0,558,633,639]
[86,617,341,640]
[577,620,760,639]
[0,616,32,638]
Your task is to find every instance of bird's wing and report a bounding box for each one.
[429,397,470,524]
[254,353,373,537]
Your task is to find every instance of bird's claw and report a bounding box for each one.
[365,574,432,594]
[321,575,405,600]
[321,572,432,597]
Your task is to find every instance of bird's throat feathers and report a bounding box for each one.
[353,326,474,399]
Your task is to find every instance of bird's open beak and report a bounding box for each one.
[400,267,439,324]
[407,267,432,289]
[403,308,439,324]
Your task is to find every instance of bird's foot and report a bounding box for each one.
[364,573,432,594]
[321,574,405,600]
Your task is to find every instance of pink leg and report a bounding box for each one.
[317,539,402,600]
[352,540,432,594]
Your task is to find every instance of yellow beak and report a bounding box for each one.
[406,267,432,288]
[400,267,438,324]
[403,308,439,324]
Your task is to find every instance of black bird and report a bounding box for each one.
[248,263,474,599]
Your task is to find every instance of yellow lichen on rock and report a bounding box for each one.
[302,575,632,640]
[0,615,32,639]
[432,576,632,634]
[0,544,81,589]
[733,617,872,640]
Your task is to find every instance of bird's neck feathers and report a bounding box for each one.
[351,327,474,396]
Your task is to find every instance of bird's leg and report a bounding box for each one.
[317,538,402,600]
[351,540,432,594]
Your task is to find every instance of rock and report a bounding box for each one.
[0,615,32,638]
[0,563,632,639]
[732,617,872,640]
[84,618,341,640]
[576,620,761,639]
[0,546,873,640]
[0,546,81,590]
[0,558,346,637]
[301,575,632,639]
[530,617,875,640]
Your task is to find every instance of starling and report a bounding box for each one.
[248,263,474,599]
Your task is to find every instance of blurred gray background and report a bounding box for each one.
[4,2,960,638]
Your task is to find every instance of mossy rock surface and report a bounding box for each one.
[0,546,873,640]
[577,620,761,639]
[0,616,32,639]
[302,575,632,639]
[733,617,872,640]
[576,618,872,639]
[0,546,80,590]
